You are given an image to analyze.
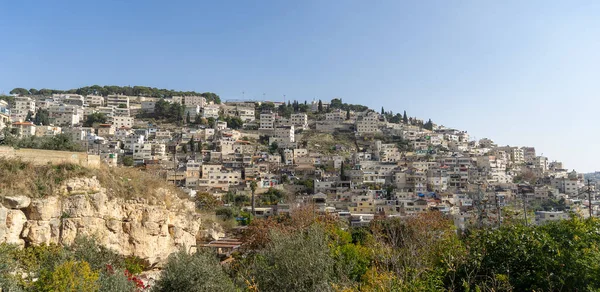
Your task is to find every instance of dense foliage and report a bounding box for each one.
[0,236,144,292]
[2,209,600,291]
[0,131,84,152]
[84,113,108,127]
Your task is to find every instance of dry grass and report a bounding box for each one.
[0,158,187,203]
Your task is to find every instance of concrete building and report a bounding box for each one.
[259,112,276,130]
[85,95,104,107]
[11,121,36,138]
[48,104,84,126]
[356,111,381,134]
[12,96,35,121]
[106,95,130,108]
[290,113,309,130]
[237,107,255,122]
[202,105,220,119]
[0,100,10,131]
[113,116,134,129]
[173,96,206,107]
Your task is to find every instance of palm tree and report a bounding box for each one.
[250,180,258,216]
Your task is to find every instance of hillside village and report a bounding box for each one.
[0,86,595,228]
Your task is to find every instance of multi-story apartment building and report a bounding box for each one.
[259,112,276,130]
[12,121,36,138]
[0,100,10,130]
[523,147,536,163]
[202,104,220,119]
[113,116,134,129]
[269,126,295,148]
[48,104,83,126]
[237,107,255,122]
[132,143,152,161]
[173,96,206,107]
[85,95,104,107]
[185,105,201,121]
[325,109,345,121]
[12,96,35,122]
[106,95,130,108]
[114,107,130,117]
[356,111,381,134]
[290,113,308,130]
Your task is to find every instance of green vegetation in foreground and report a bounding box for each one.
[2,211,600,291]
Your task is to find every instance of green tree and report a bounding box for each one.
[381,107,385,115]
[25,111,33,122]
[186,112,191,124]
[10,88,29,96]
[269,142,278,154]
[29,88,39,95]
[318,99,323,113]
[423,119,433,130]
[403,110,408,123]
[188,137,195,153]
[122,156,134,166]
[34,108,50,125]
[153,250,235,292]
[207,117,216,128]
[244,225,335,292]
[346,108,350,120]
[84,113,108,127]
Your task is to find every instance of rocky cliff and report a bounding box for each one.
[0,177,201,266]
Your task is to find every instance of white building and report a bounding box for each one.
[260,112,276,130]
[12,96,35,122]
[290,113,308,130]
[85,95,104,107]
[356,111,381,134]
[325,109,345,121]
[48,104,84,126]
[535,211,569,225]
[173,95,206,107]
[0,100,10,131]
[132,143,152,161]
[202,105,220,119]
[185,105,202,120]
[237,107,255,122]
[113,107,129,117]
[11,121,36,138]
[113,116,134,129]
[106,95,130,108]
[141,101,157,113]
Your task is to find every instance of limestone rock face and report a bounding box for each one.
[0,177,201,266]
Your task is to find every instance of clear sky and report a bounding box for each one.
[1,1,599,172]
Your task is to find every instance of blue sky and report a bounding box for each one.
[1,1,599,172]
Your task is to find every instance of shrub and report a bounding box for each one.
[152,250,235,292]
[98,266,136,292]
[244,225,335,292]
[0,244,22,292]
[35,260,99,292]
[123,156,134,167]
[215,207,234,220]
[195,192,220,211]
[124,256,148,275]
[68,236,123,271]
